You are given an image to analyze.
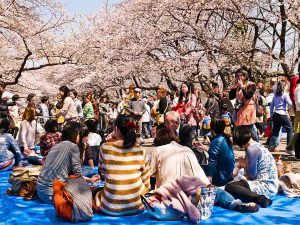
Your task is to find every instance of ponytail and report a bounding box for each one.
[115,114,137,149]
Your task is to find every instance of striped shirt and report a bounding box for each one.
[94,140,150,216]
[37,141,82,198]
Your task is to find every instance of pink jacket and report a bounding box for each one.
[156,176,208,224]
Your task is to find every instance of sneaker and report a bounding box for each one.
[234,202,259,213]
[285,147,295,156]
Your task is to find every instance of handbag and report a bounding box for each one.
[7,166,41,200]
[141,193,184,221]
[53,176,93,222]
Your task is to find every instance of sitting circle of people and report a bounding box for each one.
[0,67,300,223]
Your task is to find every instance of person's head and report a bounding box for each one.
[233,126,252,149]
[41,96,49,104]
[85,94,92,103]
[157,86,167,98]
[44,119,58,133]
[235,69,249,82]
[179,81,193,104]
[257,80,263,90]
[59,86,70,99]
[62,121,82,144]
[0,81,6,94]
[211,118,226,135]
[12,94,20,102]
[85,119,97,133]
[114,114,137,149]
[276,80,285,96]
[23,105,35,122]
[134,88,142,99]
[154,127,179,146]
[0,118,10,134]
[212,82,220,94]
[222,104,228,112]
[165,111,181,132]
[179,124,195,148]
[56,101,63,110]
[27,93,36,104]
[80,126,89,144]
[70,89,78,99]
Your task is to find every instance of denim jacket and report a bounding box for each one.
[203,134,235,186]
[0,133,21,165]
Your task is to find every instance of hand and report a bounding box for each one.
[238,157,247,169]
[90,174,101,183]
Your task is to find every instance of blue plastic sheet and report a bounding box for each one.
[1,171,299,225]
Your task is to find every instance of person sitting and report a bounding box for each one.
[0,118,21,171]
[18,103,36,158]
[79,126,94,171]
[151,127,259,213]
[151,127,209,189]
[85,119,102,166]
[179,124,207,166]
[199,119,235,186]
[37,121,100,204]
[93,114,150,216]
[225,126,279,208]
[40,119,61,158]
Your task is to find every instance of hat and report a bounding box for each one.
[134,88,141,92]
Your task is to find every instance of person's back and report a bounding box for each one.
[96,140,149,216]
[37,141,82,201]
[0,133,21,170]
[203,135,235,186]
[151,141,209,188]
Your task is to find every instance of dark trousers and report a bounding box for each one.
[225,180,262,204]
[295,134,300,159]
[270,113,294,148]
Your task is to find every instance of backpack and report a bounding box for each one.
[202,117,211,130]
[221,113,231,126]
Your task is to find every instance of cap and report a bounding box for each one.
[134,88,141,92]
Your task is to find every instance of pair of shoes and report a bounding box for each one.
[257,195,272,208]
[234,202,259,213]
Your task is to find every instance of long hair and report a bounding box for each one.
[178,81,193,104]
[59,86,70,101]
[22,105,36,122]
[275,81,285,96]
[114,114,137,149]
[211,118,232,146]
[179,124,195,149]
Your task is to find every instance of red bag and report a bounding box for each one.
[264,123,272,138]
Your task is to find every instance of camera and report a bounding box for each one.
[234,101,244,111]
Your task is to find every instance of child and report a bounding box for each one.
[201,111,211,144]
[221,104,232,135]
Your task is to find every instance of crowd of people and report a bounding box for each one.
[0,67,299,223]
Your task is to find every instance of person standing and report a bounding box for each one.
[37,96,50,125]
[269,81,294,152]
[293,79,300,159]
[126,88,146,142]
[83,94,95,121]
[70,89,83,119]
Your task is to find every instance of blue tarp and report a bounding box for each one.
[0,171,299,225]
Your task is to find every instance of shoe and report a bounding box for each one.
[285,148,295,156]
[234,202,259,213]
[257,195,272,208]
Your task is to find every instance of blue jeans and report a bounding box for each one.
[270,113,293,149]
[214,188,242,210]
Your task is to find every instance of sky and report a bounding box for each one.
[62,0,122,15]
